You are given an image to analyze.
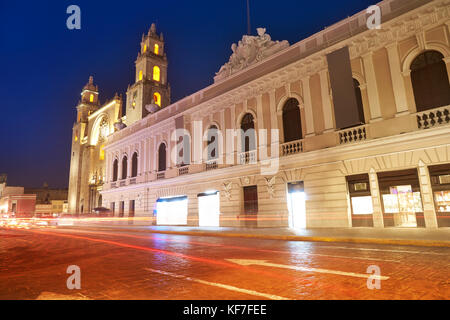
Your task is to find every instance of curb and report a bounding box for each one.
[66,225,450,248]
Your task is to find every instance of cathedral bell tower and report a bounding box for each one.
[125,23,171,125]
[77,76,99,123]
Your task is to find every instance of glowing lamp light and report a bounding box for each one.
[153,66,160,82]
[153,92,161,106]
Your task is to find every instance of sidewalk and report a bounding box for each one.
[69,220,450,248]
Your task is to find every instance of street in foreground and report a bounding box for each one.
[0,225,448,300]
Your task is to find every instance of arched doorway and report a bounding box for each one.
[411,50,450,112]
[282,98,302,142]
[206,125,219,161]
[131,152,138,177]
[121,156,128,180]
[158,143,166,172]
[240,113,255,153]
[112,159,118,181]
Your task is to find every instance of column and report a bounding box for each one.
[418,161,438,229]
[256,94,264,149]
[386,43,409,116]
[219,109,225,164]
[369,168,384,228]
[301,76,315,136]
[319,69,335,132]
[127,146,131,178]
[444,57,450,82]
[362,53,383,122]
[268,89,278,131]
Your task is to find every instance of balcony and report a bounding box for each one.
[119,180,126,187]
[239,150,257,165]
[417,105,450,130]
[205,159,218,171]
[178,166,189,176]
[110,181,117,188]
[281,139,304,156]
[129,177,136,185]
[157,172,165,180]
[338,124,367,144]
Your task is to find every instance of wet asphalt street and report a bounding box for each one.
[0,225,449,300]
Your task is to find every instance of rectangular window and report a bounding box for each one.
[110,202,115,216]
[198,191,220,227]
[129,200,135,217]
[287,182,306,229]
[378,169,425,228]
[346,174,374,227]
[243,186,258,228]
[156,196,188,225]
[119,201,124,217]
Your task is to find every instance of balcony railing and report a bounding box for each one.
[417,105,450,129]
[281,139,304,156]
[110,181,117,188]
[157,172,165,180]
[119,180,126,187]
[206,159,218,171]
[129,177,136,185]
[338,125,367,144]
[239,150,257,165]
[178,166,189,176]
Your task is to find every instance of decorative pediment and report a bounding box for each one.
[214,28,289,83]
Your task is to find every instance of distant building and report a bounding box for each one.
[25,185,68,205]
[0,182,36,217]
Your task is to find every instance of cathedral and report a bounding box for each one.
[69,1,450,230]
[68,23,170,214]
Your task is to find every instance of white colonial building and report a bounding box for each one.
[97,0,450,229]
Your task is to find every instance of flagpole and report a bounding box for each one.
[247,0,251,35]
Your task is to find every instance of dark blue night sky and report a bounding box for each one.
[0,0,375,188]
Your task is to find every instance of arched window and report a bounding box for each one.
[112,159,118,182]
[90,94,94,103]
[207,125,219,160]
[138,70,143,81]
[143,44,147,53]
[154,44,159,55]
[158,143,166,172]
[240,113,255,153]
[282,98,302,143]
[411,50,450,112]
[121,156,128,180]
[353,79,365,124]
[131,152,138,178]
[154,92,161,106]
[153,66,160,82]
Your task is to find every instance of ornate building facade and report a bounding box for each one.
[81,0,450,229]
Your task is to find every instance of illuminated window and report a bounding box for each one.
[90,94,94,102]
[138,70,143,81]
[153,66,160,82]
[99,144,105,160]
[143,44,147,53]
[154,92,161,106]
[74,136,78,142]
[154,44,159,55]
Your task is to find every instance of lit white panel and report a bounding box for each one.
[351,196,374,215]
[156,198,188,225]
[198,193,220,227]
